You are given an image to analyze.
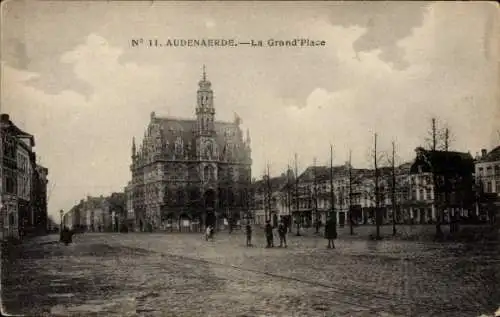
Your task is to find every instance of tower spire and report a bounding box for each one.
[196,64,215,135]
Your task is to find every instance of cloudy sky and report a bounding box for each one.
[1,1,499,219]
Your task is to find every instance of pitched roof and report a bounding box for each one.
[253,174,289,192]
[478,146,500,163]
[298,165,350,182]
[1,114,35,147]
[410,148,474,175]
[147,116,243,160]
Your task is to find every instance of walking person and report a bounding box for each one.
[325,216,337,249]
[278,219,287,248]
[265,220,274,248]
[245,222,253,247]
[205,225,214,241]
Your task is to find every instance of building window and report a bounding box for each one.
[204,166,214,182]
[175,137,183,156]
[495,181,500,193]
[4,170,16,194]
[177,190,185,205]
[495,165,500,176]
[487,181,493,193]
[478,167,484,176]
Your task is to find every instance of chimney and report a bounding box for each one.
[415,147,426,159]
[1,114,10,122]
[481,149,487,158]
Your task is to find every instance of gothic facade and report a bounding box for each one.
[130,68,252,231]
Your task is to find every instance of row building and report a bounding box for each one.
[251,147,481,228]
[62,192,127,232]
[0,114,49,240]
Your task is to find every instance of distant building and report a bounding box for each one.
[475,146,500,221]
[33,164,49,233]
[476,147,500,195]
[64,196,111,232]
[125,182,135,230]
[252,172,290,227]
[130,68,252,231]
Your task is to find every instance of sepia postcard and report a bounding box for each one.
[0,1,499,316]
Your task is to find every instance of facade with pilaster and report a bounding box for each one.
[130,68,252,231]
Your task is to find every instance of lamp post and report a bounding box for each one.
[59,209,64,241]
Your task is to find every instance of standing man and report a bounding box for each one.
[245,222,253,247]
[265,220,274,248]
[278,219,287,248]
[325,216,337,249]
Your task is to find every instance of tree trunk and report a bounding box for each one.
[349,209,354,235]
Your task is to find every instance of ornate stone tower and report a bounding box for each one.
[196,65,215,137]
[195,66,219,222]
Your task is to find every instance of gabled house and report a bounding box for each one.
[409,147,475,224]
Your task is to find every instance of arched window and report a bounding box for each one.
[165,188,174,206]
[208,142,213,156]
[177,189,185,206]
[204,166,213,181]
[175,137,183,156]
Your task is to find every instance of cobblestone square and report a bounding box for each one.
[2,232,500,317]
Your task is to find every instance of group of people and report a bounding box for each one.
[205,216,338,249]
[242,219,289,248]
[243,216,338,249]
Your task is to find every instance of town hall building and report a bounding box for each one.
[129,67,252,231]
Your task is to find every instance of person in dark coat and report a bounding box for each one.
[245,223,253,247]
[265,220,274,248]
[325,217,337,249]
[278,219,287,248]
[61,226,73,245]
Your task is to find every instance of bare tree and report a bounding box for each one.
[313,158,321,234]
[391,141,397,236]
[264,165,272,224]
[330,145,337,239]
[425,117,438,151]
[374,133,382,240]
[285,164,294,233]
[427,117,444,238]
[348,150,355,235]
[294,153,301,236]
[438,125,454,152]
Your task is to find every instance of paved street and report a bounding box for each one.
[2,231,500,317]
